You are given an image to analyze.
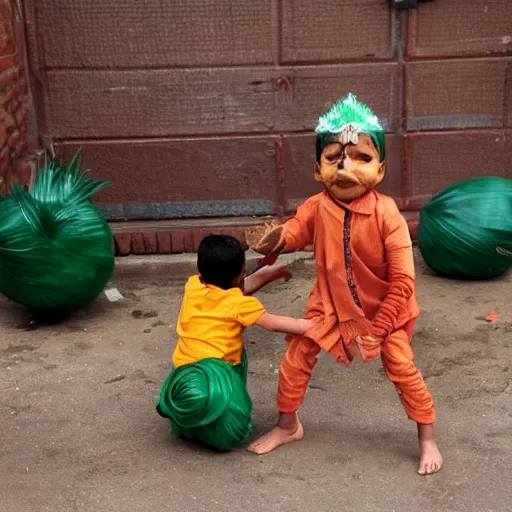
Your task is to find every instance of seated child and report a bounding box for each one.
[156,234,313,451]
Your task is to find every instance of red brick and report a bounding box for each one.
[18,119,27,133]
[170,231,185,254]
[130,233,145,255]
[14,104,27,126]
[108,219,425,256]
[6,128,19,147]
[0,54,16,71]
[6,97,19,114]
[0,174,8,194]
[156,232,172,254]
[0,155,7,173]
[10,140,27,160]
[230,228,247,247]
[1,79,23,107]
[0,66,18,88]
[20,96,31,111]
[142,232,158,254]
[0,109,15,128]
[0,23,12,56]
[407,219,419,243]
[0,144,8,161]
[12,159,32,186]
[114,233,132,256]
[190,228,250,252]
[184,228,249,252]
[192,229,210,252]
[0,118,6,145]
[183,231,195,253]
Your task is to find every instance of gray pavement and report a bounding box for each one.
[1,253,511,512]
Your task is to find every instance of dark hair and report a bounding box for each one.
[197,235,245,290]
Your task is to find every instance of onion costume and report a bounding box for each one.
[0,151,114,312]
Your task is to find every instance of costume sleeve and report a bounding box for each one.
[236,295,267,327]
[281,197,317,252]
[371,205,415,339]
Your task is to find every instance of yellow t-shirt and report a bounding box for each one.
[172,275,266,368]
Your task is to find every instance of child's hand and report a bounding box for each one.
[254,263,292,285]
[298,318,315,334]
[247,223,285,255]
[244,263,292,295]
[355,335,383,361]
[355,335,382,346]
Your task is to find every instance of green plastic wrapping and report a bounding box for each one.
[156,352,253,452]
[419,176,512,279]
[0,151,115,311]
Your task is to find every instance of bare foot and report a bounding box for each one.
[417,423,443,475]
[248,420,304,455]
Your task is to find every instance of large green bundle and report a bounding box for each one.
[156,354,252,452]
[0,151,114,312]
[419,177,512,279]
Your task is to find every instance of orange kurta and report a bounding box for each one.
[282,189,419,363]
[276,190,435,423]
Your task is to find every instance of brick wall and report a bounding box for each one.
[0,0,32,193]
[19,0,512,255]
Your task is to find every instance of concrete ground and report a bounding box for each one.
[1,251,511,512]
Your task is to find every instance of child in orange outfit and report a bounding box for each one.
[248,94,443,475]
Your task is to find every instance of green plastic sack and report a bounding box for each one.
[156,352,253,452]
[419,177,512,279]
[0,151,115,311]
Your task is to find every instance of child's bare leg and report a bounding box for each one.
[417,423,443,475]
[248,412,303,454]
[381,328,443,474]
[249,335,319,455]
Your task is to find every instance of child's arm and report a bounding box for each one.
[369,205,416,340]
[254,313,313,336]
[244,264,292,295]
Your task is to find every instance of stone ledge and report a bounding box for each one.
[113,251,314,280]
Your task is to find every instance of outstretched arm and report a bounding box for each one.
[250,197,317,255]
[254,313,314,336]
[244,264,292,295]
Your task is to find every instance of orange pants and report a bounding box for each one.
[277,328,436,424]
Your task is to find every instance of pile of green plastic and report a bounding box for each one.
[0,150,115,311]
[419,177,512,279]
[157,353,252,452]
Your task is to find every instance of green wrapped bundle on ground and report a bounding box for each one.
[419,177,512,279]
[0,151,115,312]
[156,353,253,452]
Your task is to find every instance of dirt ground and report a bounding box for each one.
[1,251,511,512]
